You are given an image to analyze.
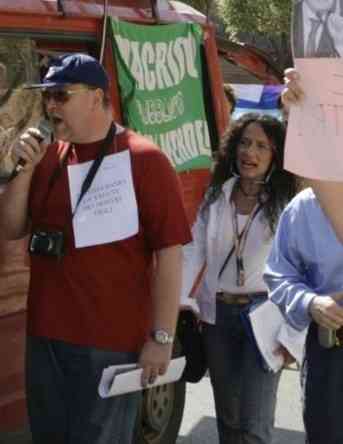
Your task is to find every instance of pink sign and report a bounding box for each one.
[285,58,343,181]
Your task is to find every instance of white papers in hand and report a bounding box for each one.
[277,322,307,365]
[98,357,186,398]
[248,300,307,373]
[248,300,284,373]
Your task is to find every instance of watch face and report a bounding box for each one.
[156,331,168,344]
[153,330,173,344]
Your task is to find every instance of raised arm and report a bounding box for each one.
[0,129,48,240]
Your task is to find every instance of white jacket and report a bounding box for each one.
[181,177,273,324]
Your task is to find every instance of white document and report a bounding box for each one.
[98,357,186,398]
[248,300,284,373]
[277,322,307,365]
[247,300,306,373]
[68,150,138,248]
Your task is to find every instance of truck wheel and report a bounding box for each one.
[133,379,186,444]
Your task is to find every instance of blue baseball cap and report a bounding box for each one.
[25,53,109,90]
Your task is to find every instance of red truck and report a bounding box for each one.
[0,1,281,442]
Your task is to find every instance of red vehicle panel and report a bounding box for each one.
[0,1,280,439]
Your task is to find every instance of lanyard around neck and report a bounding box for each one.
[230,200,262,287]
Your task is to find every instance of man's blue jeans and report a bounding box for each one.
[202,300,281,444]
[26,336,141,444]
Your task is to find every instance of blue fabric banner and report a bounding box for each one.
[231,84,284,119]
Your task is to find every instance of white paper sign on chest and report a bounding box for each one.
[68,149,138,248]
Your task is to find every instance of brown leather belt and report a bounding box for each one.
[216,291,267,305]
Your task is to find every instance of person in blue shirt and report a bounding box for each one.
[264,185,343,444]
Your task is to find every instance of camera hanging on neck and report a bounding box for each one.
[29,122,117,260]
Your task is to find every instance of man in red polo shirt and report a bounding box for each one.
[0,53,191,444]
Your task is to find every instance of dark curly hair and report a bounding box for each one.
[204,113,298,233]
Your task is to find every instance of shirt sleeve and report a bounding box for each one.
[181,202,208,308]
[264,207,317,331]
[135,147,192,250]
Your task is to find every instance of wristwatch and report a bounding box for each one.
[151,329,174,345]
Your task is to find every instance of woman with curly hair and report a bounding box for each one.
[181,113,298,444]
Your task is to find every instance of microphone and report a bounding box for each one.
[32,119,53,144]
[15,119,53,173]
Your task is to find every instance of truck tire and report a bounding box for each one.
[133,379,186,444]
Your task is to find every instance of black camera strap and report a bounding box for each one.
[72,122,117,218]
[39,122,117,220]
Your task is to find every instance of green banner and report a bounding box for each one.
[109,19,211,172]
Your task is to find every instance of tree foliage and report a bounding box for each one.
[181,0,295,70]
[217,0,292,38]
[180,0,293,36]
[215,0,294,70]
[180,0,210,14]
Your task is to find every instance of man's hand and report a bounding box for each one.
[13,128,48,173]
[309,293,343,330]
[328,13,343,56]
[281,68,305,110]
[139,339,173,388]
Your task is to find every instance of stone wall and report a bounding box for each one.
[0,38,43,179]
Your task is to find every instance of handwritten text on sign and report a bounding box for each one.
[285,58,343,181]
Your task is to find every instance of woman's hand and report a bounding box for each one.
[281,68,305,112]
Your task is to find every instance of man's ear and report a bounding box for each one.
[93,88,104,108]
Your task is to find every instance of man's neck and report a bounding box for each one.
[74,113,114,144]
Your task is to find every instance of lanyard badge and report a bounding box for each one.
[236,256,245,287]
[231,202,261,287]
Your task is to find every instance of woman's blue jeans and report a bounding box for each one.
[202,300,281,444]
[26,336,141,444]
